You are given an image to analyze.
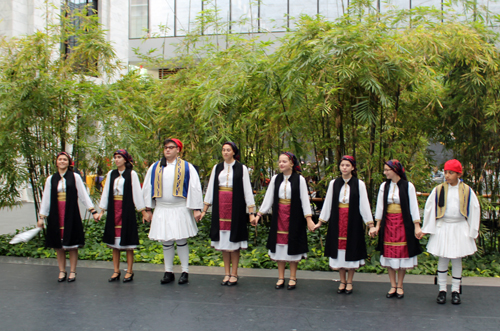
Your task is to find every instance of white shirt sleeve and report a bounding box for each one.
[258,175,277,215]
[39,176,53,217]
[186,164,204,210]
[358,180,374,224]
[299,175,312,217]
[243,165,256,208]
[131,170,146,212]
[421,188,437,234]
[319,180,335,222]
[98,171,113,210]
[374,182,386,221]
[203,165,218,206]
[467,189,481,239]
[408,182,421,222]
[75,173,95,210]
[142,164,155,208]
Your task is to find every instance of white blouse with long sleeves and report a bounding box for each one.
[421,184,480,238]
[99,169,146,212]
[374,181,421,222]
[39,172,94,217]
[142,158,204,210]
[318,178,373,224]
[203,161,255,208]
[258,174,312,217]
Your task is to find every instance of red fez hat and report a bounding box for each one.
[170,138,183,152]
[444,159,462,174]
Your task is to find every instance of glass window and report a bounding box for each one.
[176,0,203,36]
[64,0,98,54]
[260,0,288,32]
[318,0,348,21]
[150,0,175,37]
[231,0,259,33]
[290,0,318,28]
[130,0,149,39]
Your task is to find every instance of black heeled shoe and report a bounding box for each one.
[123,273,134,283]
[221,275,230,286]
[58,271,67,283]
[337,282,346,294]
[287,278,297,290]
[275,279,285,289]
[386,287,397,298]
[108,272,121,282]
[68,271,77,282]
[396,287,404,299]
[227,275,238,286]
[345,283,353,294]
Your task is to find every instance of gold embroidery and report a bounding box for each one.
[113,195,123,201]
[279,199,291,205]
[57,193,66,201]
[219,186,233,192]
[338,203,349,208]
[387,204,402,214]
[277,231,289,234]
[339,236,347,240]
[220,219,231,222]
[115,226,122,228]
[384,241,407,246]
[173,157,186,198]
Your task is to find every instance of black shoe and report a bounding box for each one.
[437,291,447,304]
[451,291,461,305]
[345,283,353,295]
[160,272,175,284]
[178,272,189,285]
[287,279,297,290]
[108,272,121,282]
[58,271,67,283]
[221,275,230,286]
[123,273,134,283]
[337,282,346,294]
[396,287,404,299]
[227,275,238,286]
[67,271,77,282]
[386,287,397,298]
[275,279,285,289]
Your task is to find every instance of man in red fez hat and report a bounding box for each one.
[142,138,203,285]
[419,159,480,305]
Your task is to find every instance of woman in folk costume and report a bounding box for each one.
[97,150,148,283]
[371,160,422,299]
[202,142,256,286]
[314,156,374,294]
[253,152,316,290]
[419,159,480,305]
[37,152,98,282]
[142,138,203,285]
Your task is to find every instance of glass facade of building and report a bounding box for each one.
[130,0,499,39]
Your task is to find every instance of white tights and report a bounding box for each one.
[162,239,190,273]
[437,257,462,293]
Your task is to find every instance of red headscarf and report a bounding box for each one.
[444,159,462,174]
[169,138,183,152]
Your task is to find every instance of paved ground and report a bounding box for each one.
[1,256,499,331]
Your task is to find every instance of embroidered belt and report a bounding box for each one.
[387,204,402,214]
[59,227,64,229]
[219,186,233,192]
[338,203,349,208]
[339,236,347,240]
[114,195,123,201]
[277,231,289,234]
[115,225,122,228]
[57,193,66,201]
[384,241,407,246]
[279,199,291,205]
[220,219,231,222]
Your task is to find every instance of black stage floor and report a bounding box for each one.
[1,263,499,331]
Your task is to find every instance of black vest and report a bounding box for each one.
[376,179,422,257]
[324,177,368,261]
[267,172,308,255]
[210,161,249,242]
[103,169,139,246]
[45,170,85,248]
